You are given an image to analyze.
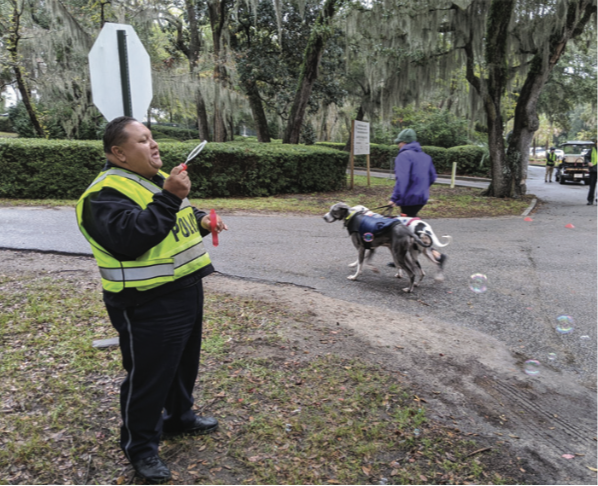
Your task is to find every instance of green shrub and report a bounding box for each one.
[0,139,347,199]
[155,138,181,143]
[0,116,14,133]
[446,145,489,177]
[422,146,449,173]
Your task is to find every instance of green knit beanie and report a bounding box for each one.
[394,128,417,144]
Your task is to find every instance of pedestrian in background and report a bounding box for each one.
[387,128,446,268]
[585,140,597,205]
[76,116,227,483]
[545,147,557,183]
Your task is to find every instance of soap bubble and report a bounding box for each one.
[285,424,292,432]
[547,353,557,361]
[413,429,420,437]
[524,360,540,376]
[556,315,574,334]
[379,478,388,485]
[469,274,488,293]
[363,232,374,242]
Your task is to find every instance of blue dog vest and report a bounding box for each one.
[345,211,401,248]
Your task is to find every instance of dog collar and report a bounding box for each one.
[403,217,421,227]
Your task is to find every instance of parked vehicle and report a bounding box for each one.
[555,141,594,185]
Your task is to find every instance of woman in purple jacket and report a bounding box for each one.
[388,128,446,268]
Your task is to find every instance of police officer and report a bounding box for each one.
[546,147,557,182]
[77,116,227,483]
[585,140,597,205]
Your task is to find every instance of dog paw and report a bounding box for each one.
[402,287,413,293]
[394,273,402,279]
[347,275,358,281]
[434,273,445,282]
[371,267,380,274]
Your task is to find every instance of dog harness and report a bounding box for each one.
[344,210,402,248]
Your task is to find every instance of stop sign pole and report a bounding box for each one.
[89,23,152,122]
[117,30,133,117]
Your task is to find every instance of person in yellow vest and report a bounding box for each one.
[545,147,557,183]
[585,140,597,205]
[77,116,227,483]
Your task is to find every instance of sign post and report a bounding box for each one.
[89,23,152,121]
[351,120,370,189]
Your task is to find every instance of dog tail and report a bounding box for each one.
[431,234,452,248]
[412,233,433,248]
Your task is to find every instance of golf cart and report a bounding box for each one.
[555,141,593,185]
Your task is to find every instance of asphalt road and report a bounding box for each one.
[0,168,595,388]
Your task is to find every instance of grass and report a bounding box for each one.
[0,131,18,138]
[0,267,527,484]
[0,175,533,218]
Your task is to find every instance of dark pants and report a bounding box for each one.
[588,171,597,203]
[400,205,425,217]
[105,281,204,462]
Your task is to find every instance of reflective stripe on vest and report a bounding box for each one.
[76,167,211,292]
[99,241,207,282]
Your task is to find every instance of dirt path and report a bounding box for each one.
[2,249,596,484]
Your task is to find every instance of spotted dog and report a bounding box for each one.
[323,202,432,292]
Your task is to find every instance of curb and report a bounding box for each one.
[521,198,537,217]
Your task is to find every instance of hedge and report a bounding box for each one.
[0,139,347,199]
[315,141,492,177]
[316,141,448,172]
[446,145,488,177]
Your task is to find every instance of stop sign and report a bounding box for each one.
[88,23,152,122]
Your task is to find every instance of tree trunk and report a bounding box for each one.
[282,0,341,144]
[8,4,45,138]
[209,0,229,142]
[244,78,271,142]
[181,0,211,141]
[196,88,210,141]
[464,0,515,197]
[506,0,596,196]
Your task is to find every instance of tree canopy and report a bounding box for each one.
[1,0,596,196]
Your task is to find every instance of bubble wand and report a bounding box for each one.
[180,140,207,171]
[178,141,219,246]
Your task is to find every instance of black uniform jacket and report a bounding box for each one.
[82,161,215,309]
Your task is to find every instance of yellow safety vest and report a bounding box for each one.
[76,167,211,293]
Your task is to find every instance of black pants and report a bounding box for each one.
[400,205,425,217]
[588,171,597,203]
[105,281,204,462]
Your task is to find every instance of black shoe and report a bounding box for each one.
[587,201,593,205]
[549,180,553,183]
[386,262,396,268]
[438,253,447,270]
[132,455,171,484]
[163,416,219,438]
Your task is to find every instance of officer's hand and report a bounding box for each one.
[201,214,229,233]
[164,166,191,199]
[388,200,396,207]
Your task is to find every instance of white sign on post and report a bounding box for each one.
[353,120,370,155]
[88,23,152,122]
